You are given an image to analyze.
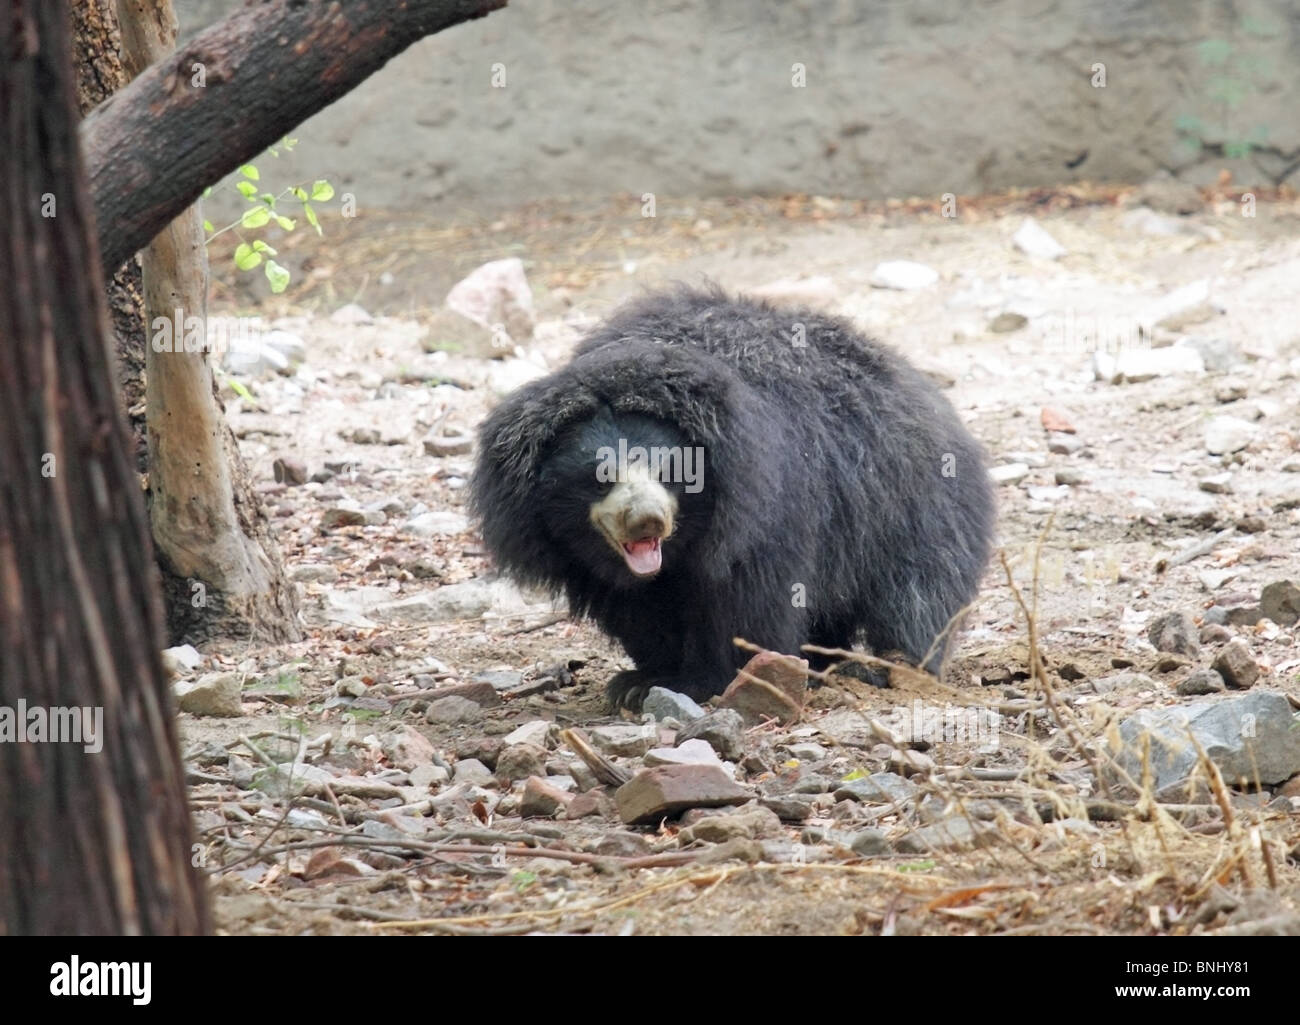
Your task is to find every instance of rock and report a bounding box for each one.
[473,669,525,691]
[1204,415,1255,455]
[1012,217,1066,259]
[161,644,203,676]
[486,357,548,397]
[330,303,373,324]
[1177,669,1226,696]
[750,275,838,306]
[989,462,1029,485]
[678,805,782,844]
[1198,473,1233,494]
[452,758,494,786]
[1091,671,1157,695]
[1178,336,1244,373]
[588,723,658,758]
[850,828,891,856]
[1147,611,1199,657]
[565,789,613,819]
[272,456,309,486]
[719,651,807,724]
[989,312,1028,333]
[519,775,574,817]
[445,257,535,344]
[1221,602,1263,627]
[381,726,437,770]
[1054,468,1087,486]
[425,695,483,724]
[496,743,548,782]
[759,795,813,821]
[425,681,502,708]
[503,720,552,747]
[834,771,919,804]
[869,260,938,290]
[1047,433,1084,455]
[1211,641,1259,690]
[402,511,470,538]
[175,672,243,717]
[320,505,366,528]
[895,817,997,853]
[1039,406,1075,434]
[1142,279,1218,333]
[643,686,707,723]
[644,738,724,767]
[615,764,752,824]
[423,431,475,457]
[1199,624,1232,645]
[787,742,828,762]
[289,563,339,583]
[1260,580,1300,627]
[677,709,746,761]
[1106,691,1300,789]
[421,307,501,359]
[1093,346,1205,383]
[410,763,450,788]
[371,582,493,624]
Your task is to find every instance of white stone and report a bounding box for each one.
[1012,218,1066,259]
[869,260,939,290]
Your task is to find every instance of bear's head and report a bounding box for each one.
[536,409,712,587]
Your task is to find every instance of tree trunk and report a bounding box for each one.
[116,0,303,646]
[71,0,149,473]
[84,0,507,274]
[0,0,209,935]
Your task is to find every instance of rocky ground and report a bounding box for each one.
[181,183,1300,935]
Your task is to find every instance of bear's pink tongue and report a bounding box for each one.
[622,538,662,576]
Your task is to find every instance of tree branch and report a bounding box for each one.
[83,0,507,273]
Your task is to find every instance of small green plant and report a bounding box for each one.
[1175,17,1275,160]
[202,137,336,294]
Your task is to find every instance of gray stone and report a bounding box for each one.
[1211,641,1259,689]
[1147,611,1199,657]
[677,708,746,761]
[989,462,1029,485]
[421,307,500,359]
[1177,669,1226,696]
[588,723,658,758]
[869,260,938,290]
[425,696,483,724]
[1198,473,1233,494]
[402,511,470,538]
[834,771,919,805]
[503,720,552,747]
[1012,217,1066,259]
[895,817,997,853]
[423,431,475,457]
[850,828,891,856]
[1204,415,1256,455]
[678,805,782,844]
[1093,346,1205,383]
[452,758,494,786]
[175,672,243,717]
[496,743,548,782]
[644,738,723,767]
[161,644,203,676]
[643,686,707,723]
[1260,580,1300,627]
[787,742,828,762]
[615,764,752,824]
[989,311,1028,333]
[371,582,492,624]
[1106,691,1300,789]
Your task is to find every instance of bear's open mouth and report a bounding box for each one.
[620,537,662,577]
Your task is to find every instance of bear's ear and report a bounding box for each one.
[480,374,600,486]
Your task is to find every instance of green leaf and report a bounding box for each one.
[259,192,276,206]
[841,768,866,782]
[239,164,261,181]
[897,860,936,873]
[1174,113,1204,135]
[1224,140,1253,159]
[226,376,255,403]
[274,214,296,231]
[303,203,321,234]
[309,180,335,201]
[241,207,271,229]
[202,219,214,233]
[292,186,309,202]
[233,242,263,271]
[282,136,298,151]
[235,180,258,199]
[202,186,213,198]
[265,260,290,293]
[252,240,276,255]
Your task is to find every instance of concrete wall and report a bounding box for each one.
[176,0,1300,212]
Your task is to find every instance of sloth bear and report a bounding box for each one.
[470,286,996,710]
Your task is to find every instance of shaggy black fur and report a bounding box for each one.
[470,286,996,708]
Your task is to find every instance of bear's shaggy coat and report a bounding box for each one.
[471,286,996,707]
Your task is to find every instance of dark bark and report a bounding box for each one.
[85,0,507,274]
[0,2,209,933]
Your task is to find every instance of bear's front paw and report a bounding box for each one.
[606,670,653,713]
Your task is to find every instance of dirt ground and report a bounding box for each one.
[188,184,1300,935]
